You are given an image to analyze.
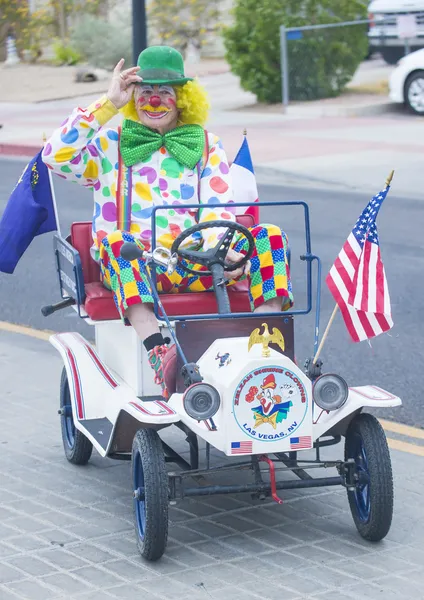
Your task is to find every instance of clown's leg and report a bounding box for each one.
[126,304,171,399]
[99,231,173,398]
[254,297,281,313]
[232,223,293,312]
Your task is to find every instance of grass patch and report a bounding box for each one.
[346,79,389,95]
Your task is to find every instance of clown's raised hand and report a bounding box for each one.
[107,59,143,109]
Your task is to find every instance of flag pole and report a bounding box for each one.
[312,169,395,366]
[43,134,61,237]
[386,169,394,187]
[313,304,338,364]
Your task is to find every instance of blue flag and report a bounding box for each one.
[0,150,57,274]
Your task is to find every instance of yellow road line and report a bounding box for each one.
[387,437,424,458]
[0,320,53,342]
[380,418,424,441]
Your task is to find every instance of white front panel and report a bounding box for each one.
[94,320,172,396]
[196,337,313,456]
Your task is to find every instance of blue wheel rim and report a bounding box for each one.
[133,450,146,541]
[351,432,371,522]
[62,393,75,449]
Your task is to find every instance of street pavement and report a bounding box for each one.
[1,329,424,600]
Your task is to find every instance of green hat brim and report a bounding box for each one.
[139,77,193,85]
[138,68,193,86]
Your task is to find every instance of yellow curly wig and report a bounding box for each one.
[120,79,210,127]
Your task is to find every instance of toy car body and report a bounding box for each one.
[44,201,401,561]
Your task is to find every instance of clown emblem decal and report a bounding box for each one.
[233,366,308,442]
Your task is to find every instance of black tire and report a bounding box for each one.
[60,367,93,465]
[132,429,169,561]
[345,413,393,542]
[381,48,404,65]
[404,70,424,115]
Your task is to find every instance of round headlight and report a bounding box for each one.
[183,383,221,421]
[313,374,348,411]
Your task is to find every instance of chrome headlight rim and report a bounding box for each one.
[312,373,349,412]
[183,382,221,421]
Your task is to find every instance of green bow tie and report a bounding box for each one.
[119,120,205,169]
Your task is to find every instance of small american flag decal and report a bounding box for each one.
[231,441,253,454]
[290,436,312,450]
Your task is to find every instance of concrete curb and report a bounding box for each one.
[284,99,398,118]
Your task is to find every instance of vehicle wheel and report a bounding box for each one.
[404,70,424,115]
[132,428,169,561]
[60,367,93,465]
[345,413,393,542]
[381,48,404,65]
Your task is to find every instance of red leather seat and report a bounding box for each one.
[70,216,255,321]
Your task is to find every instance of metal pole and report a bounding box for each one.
[43,134,61,237]
[132,0,148,66]
[280,26,289,106]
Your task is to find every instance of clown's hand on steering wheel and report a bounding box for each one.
[224,248,251,280]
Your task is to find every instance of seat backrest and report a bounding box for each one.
[70,213,257,285]
[235,213,255,229]
[71,222,100,284]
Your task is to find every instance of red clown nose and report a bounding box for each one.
[150,96,161,107]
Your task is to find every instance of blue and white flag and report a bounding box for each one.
[0,150,57,274]
[230,135,259,219]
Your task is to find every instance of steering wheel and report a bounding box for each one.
[170,220,255,276]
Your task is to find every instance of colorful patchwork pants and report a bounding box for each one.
[99,224,293,320]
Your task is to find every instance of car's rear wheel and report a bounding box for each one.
[405,70,424,115]
[60,367,93,465]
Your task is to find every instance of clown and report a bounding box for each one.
[246,374,293,429]
[42,45,293,398]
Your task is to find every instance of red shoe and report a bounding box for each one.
[147,344,177,399]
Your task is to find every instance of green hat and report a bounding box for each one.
[136,45,193,86]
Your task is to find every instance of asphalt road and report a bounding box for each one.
[1,158,423,427]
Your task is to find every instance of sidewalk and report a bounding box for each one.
[2,58,423,199]
[1,328,424,600]
[0,59,231,103]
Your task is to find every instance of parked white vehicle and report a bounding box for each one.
[368,0,424,64]
[389,47,424,113]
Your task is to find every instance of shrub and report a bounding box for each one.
[52,39,82,65]
[222,0,368,103]
[69,13,132,70]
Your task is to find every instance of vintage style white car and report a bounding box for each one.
[42,200,402,561]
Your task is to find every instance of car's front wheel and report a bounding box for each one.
[405,70,424,115]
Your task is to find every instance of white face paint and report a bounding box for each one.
[134,84,179,132]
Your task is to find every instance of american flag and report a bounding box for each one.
[231,441,253,454]
[290,436,312,450]
[326,185,393,343]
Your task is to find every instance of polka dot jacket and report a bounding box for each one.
[42,95,235,260]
